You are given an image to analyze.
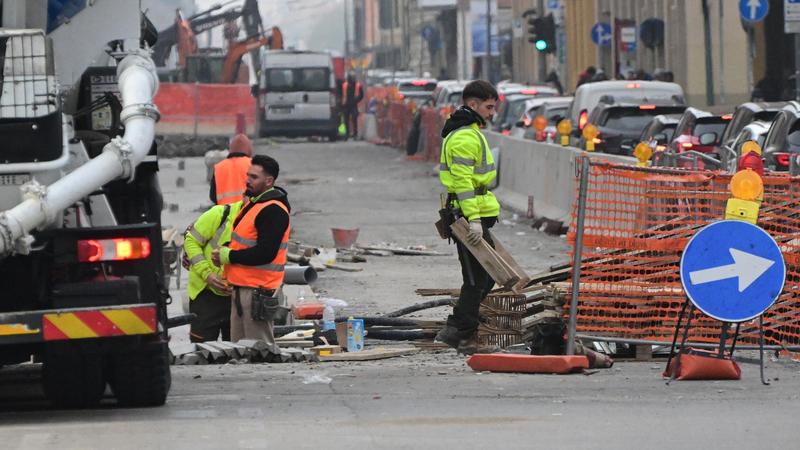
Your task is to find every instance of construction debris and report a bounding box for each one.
[169,340,319,365]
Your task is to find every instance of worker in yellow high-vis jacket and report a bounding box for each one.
[435,80,501,355]
[183,201,242,342]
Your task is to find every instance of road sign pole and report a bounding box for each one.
[566,156,590,356]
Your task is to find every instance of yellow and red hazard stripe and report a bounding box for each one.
[43,306,156,341]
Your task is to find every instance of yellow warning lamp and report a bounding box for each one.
[533,115,548,132]
[741,140,762,156]
[634,141,653,167]
[582,124,599,151]
[557,119,572,146]
[725,168,763,224]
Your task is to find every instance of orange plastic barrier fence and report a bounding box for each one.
[566,161,800,348]
[155,83,255,135]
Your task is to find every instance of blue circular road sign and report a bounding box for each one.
[739,0,769,23]
[680,220,785,323]
[590,22,612,47]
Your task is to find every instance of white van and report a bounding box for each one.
[567,80,685,135]
[257,50,337,139]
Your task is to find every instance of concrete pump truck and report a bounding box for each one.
[0,0,174,407]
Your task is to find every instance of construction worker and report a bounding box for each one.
[341,73,364,140]
[210,133,252,205]
[435,80,501,355]
[183,201,242,342]
[212,155,290,344]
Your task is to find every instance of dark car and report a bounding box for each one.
[639,114,682,151]
[492,90,558,134]
[579,103,687,155]
[669,107,733,157]
[718,102,798,165]
[761,104,800,171]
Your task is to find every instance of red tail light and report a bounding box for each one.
[721,114,733,120]
[523,117,532,127]
[578,110,588,130]
[411,80,428,86]
[626,83,641,89]
[520,89,539,95]
[776,153,790,166]
[499,94,505,103]
[681,142,693,149]
[77,238,151,262]
[593,137,603,144]
[639,104,656,110]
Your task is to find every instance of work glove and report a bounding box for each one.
[465,220,483,246]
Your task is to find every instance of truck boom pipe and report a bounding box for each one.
[0,50,160,257]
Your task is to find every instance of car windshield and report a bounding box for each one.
[602,109,664,133]
[266,68,329,92]
[660,124,677,141]
[446,91,462,105]
[545,106,567,122]
[787,124,800,152]
[506,99,530,125]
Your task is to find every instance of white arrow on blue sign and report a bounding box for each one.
[680,220,786,323]
[739,0,769,22]
[591,22,612,47]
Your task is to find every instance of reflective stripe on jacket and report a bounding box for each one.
[214,156,251,205]
[438,122,500,221]
[224,200,291,289]
[184,201,242,300]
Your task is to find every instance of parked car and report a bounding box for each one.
[567,80,686,136]
[510,96,572,140]
[492,90,559,133]
[432,80,468,112]
[761,104,800,171]
[639,114,682,151]
[669,107,733,157]
[730,120,771,156]
[395,78,438,103]
[718,102,796,166]
[578,103,687,155]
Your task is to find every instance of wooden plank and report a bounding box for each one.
[356,245,449,256]
[324,262,363,272]
[450,219,519,290]
[318,346,420,362]
[488,231,531,292]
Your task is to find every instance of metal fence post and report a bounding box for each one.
[566,156,590,355]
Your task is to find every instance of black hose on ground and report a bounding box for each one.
[365,329,435,341]
[384,298,455,318]
[334,316,421,327]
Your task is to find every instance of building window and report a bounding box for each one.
[379,0,397,29]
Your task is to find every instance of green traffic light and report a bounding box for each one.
[535,39,547,51]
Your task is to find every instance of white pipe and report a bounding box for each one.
[0,50,160,256]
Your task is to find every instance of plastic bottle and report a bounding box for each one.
[322,304,335,331]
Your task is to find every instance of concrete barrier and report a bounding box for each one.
[485,131,636,227]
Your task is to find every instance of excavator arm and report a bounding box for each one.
[220,27,283,84]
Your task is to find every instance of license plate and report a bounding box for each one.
[0,174,31,186]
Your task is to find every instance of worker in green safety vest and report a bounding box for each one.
[183,201,242,342]
[435,80,501,355]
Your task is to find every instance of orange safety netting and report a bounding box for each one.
[566,160,800,348]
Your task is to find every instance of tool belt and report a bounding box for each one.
[436,193,459,241]
[235,287,289,322]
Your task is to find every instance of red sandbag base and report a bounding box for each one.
[467,353,590,374]
[663,348,741,380]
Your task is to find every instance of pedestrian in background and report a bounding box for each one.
[341,73,364,140]
[210,133,252,205]
[576,66,596,88]
[183,201,242,342]
[435,80,501,355]
[213,155,290,344]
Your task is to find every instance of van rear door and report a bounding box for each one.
[265,67,332,121]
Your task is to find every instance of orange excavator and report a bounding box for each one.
[168,0,283,83]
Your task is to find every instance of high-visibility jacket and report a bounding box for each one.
[439,123,500,221]
[184,201,243,300]
[224,200,291,289]
[341,81,363,107]
[214,156,251,205]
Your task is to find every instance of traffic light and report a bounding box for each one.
[527,14,556,54]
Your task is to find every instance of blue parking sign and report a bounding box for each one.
[680,220,785,323]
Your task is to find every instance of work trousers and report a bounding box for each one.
[343,107,359,138]
[189,288,231,342]
[446,217,497,339]
[231,287,277,346]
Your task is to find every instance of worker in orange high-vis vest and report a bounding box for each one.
[341,73,364,140]
[209,133,253,205]
[212,155,290,344]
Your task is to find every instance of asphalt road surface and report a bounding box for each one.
[1,139,799,449]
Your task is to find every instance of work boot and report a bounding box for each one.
[457,335,501,356]
[434,326,461,349]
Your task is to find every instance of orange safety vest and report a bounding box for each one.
[224,200,291,289]
[214,156,251,205]
[341,81,362,106]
